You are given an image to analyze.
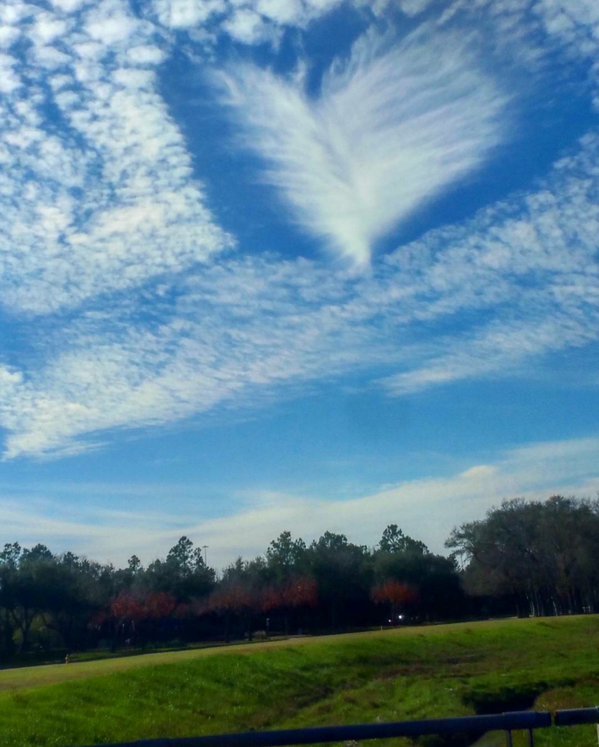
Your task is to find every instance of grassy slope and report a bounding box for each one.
[0,617,598,747]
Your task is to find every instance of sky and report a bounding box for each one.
[0,0,598,570]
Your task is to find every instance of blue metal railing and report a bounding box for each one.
[554,706,599,726]
[85,707,599,747]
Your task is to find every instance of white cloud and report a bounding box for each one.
[1,129,598,459]
[0,2,30,26]
[151,0,226,29]
[534,0,599,38]
[0,52,20,93]
[85,9,139,44]
[398,0,435,17]
[381,135,599,393]
[50,0,88,12]
[148,0,344,34]
[217,26,510,265]
[383,312,599,395]
[0,0,232,315]
[533,0,599,106]
[222,8,278,44]
[438,0,599,106]
[1,437,597,567]
[127,44,167,65]
[1,0,598,462]
[256,0,304,25]
[29,13,69,45]
[0,26,19,48]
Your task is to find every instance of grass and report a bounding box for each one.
[0,617,598,746]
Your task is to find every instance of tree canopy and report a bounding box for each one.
[0,495,597,662]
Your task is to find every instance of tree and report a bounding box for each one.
[259,575,318,635]
[379,525,428,555]
[5,544,56,652]
[446,496,599,616]
[266,532,308,582]
[0,543,21,655]
[145,537,215,602]
[204,558,261,642]
[307,532,371,630]
[43,555,111,651]
[166,536,194,572]
[374,526,463,621]
[371,580,419,623]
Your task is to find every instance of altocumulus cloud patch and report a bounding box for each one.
[0,0,232,316]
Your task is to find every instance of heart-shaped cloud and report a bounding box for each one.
[218,26,510,266]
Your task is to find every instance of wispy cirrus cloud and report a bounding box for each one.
[195,436,599,568]
[216,26,510,266]
[1,437,597,566]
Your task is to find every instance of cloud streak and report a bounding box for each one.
[0,436,597,567]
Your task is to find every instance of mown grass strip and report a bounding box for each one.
[0,616,598,747]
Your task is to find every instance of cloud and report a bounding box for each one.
[50,0,88,12]
[217,26,510,265]
[1,129,598,459]
[149,0,226,30]
[221,8,281,45]
[397,0,435,17]
[0,0,598,460]
[0,0,232,315]
[148,0,345,36]
[381,134,599,393]
[533,0,599,107]
[146,0,436,42]
[383,312,599,395]
[1,436,597,567]
[438,0,599,107]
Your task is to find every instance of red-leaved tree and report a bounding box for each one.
[371,580,419,623]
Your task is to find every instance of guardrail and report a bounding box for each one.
[87,707,599,747]
[555,706,599,726]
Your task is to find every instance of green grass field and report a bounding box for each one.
[1,617,598,747]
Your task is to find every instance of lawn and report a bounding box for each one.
[0,617,598,747]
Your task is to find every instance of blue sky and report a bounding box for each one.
[1,0,598,568]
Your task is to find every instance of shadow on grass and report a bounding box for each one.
[463,684,542,715]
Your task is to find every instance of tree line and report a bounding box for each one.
[0,495,597,662]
